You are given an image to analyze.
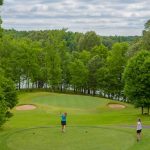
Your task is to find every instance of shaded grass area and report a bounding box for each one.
[0,92,150,150]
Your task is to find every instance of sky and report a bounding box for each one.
[1,0,150,36]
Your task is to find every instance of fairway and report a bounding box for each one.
[0,92,150,150]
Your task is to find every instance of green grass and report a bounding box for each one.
[0,92,150,150]
[1,127,135,150]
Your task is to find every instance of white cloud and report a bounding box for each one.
[1,0,150,35]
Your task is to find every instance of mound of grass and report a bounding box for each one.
[2,127,134,150]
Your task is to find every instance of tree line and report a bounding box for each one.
[0,30,132,96]
[1,26,150,111]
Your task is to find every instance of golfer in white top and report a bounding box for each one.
[136,118,142,141]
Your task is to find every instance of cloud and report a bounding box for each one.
[1,0,150,35]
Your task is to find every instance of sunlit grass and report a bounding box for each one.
[0,92,150,150]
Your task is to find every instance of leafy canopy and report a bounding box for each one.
[123,50,150,108]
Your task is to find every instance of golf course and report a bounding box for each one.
[1,0,150,149]
[0,92,150,150]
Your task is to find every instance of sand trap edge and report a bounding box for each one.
[16,104,37,111]
[108,103,126,109]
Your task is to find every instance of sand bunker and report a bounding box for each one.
[108,104,126,109]
[16,105,36,110]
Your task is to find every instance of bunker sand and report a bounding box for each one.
[16,105,37,110]
[108,104,126,109]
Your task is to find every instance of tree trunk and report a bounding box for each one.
[84,88,86,94]
[36,81,38,88]
[93,89,96,96]
[104,93,106,98]
[108,93,111,99]
[27,78,30,89]
[88,88,90,94]
[38,80,44,88]
[45,82,48,89]
[60,84,63,92]
[32,83,34,89]
[81,87,84,93]
[141,106,144,115]
[18,77,21,90]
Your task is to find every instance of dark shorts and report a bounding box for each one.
[61,121,66,125]
[137,130,142,133]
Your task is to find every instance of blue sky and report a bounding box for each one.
[1,0,150,35]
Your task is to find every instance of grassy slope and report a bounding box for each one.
[0,92,150,150]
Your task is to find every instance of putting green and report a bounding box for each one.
[31,94,108,109]
[3,126,134,150]
[29,93,110,114]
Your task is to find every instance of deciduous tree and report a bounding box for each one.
[123,50,150,114]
